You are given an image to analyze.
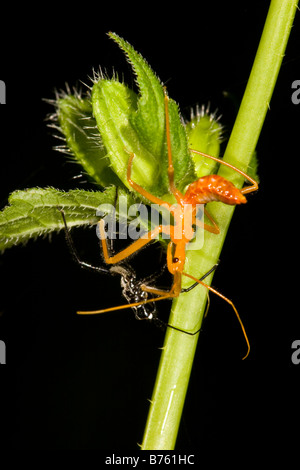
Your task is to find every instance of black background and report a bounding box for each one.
[0,2,299,452]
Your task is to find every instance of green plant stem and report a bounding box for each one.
[141,0,298,450]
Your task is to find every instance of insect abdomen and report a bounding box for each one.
[184,175,247,205]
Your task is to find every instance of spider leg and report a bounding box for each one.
[58,208,109,274]
[181,262,219,293]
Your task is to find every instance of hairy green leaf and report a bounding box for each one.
[0,186,117,251]
[109,32,166,158]
[92,79,160,191]
[185,109,223,177]
[55,94,121,187]
[91,33,196,199]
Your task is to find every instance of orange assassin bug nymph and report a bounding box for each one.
[59,207,218,333]
[78,89,258,359]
